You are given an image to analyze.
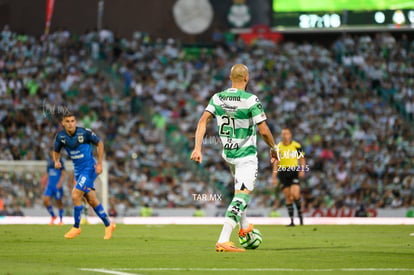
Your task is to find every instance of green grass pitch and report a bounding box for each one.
[0,224,413,274]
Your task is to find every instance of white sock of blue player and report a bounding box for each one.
[93,204,110,227]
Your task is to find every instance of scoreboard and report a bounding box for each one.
[272,0,414,29]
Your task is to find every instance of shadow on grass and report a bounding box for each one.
[259,246,351,251]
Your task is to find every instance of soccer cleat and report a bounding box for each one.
[49,216,57,225]
[104,222,116,240]
[299,216,304,226]
[238,224,254,237]
[57,221,64,226]
[216,242,246,252]
[64,227,81,239]
[286,222,295,227]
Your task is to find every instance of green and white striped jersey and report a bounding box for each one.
[205,88,267,163]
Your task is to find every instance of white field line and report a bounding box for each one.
[81,267,414,273]
[3,217,414,225]
[80,268,141,275]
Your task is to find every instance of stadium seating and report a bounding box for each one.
[0,27,413,215]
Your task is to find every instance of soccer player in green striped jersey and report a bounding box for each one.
[191,64,278,252]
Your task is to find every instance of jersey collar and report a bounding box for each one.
[282,140,292,146]
[65,127,78,137]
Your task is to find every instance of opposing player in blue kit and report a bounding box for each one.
[43,151,66,225]
[53,113,116,239]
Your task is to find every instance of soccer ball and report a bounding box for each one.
[239,228,263,249]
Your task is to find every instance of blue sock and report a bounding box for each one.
[93,204,110,227]
[46,206,56,218]
[74,205,84,228]
[59,208,64,221]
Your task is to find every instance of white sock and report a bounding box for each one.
[240,210,249,230]
[217,218,237,243]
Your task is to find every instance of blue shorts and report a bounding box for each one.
[74,169,97,194]
[44,185,63,200]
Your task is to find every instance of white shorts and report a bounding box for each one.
[228,157,258,191]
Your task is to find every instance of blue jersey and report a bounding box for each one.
[47,157,65,187]
[54,127,100,176]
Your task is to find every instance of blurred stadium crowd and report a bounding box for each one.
[0,25,413,216]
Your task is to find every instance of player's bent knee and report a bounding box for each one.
[88,199,99,208]
[291,191,300,200]
[72,196,82,205]
[284,194,293,204]
[43,197,50,206]
[84,191,99,207]
[85,195,99,208]
[235,189,251,195]
[71,190,84,204]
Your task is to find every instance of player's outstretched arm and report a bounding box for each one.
[257,121,278,162]
[95,141,104,174]
[190,111,212,163]
[299,156,306,178]
[57,169,66,189]
[257,121,275,148]
[40,173,48,190]
[272,160,279,186]
[52,151,62,169]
